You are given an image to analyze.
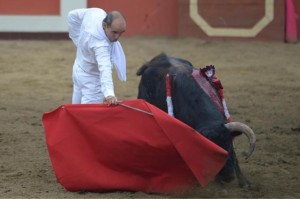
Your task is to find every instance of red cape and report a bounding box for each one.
[42,99,228,194]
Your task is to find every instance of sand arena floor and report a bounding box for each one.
[0,37,299,198]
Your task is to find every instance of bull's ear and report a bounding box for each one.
[136,65,148,76]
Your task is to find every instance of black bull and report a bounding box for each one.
[136,53,256,187]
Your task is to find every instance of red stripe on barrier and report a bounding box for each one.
[0,0,60,15]
[285,0,298,42]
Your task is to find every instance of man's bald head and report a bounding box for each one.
[103,11,126,28]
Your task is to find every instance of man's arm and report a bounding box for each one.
[93,42,116,99]
[67,9,87,46]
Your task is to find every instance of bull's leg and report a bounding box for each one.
[214,176,229,197]
[217,147,235,183]
[199,125,252,188]
[232,150,251,188]
[200,125,236,183]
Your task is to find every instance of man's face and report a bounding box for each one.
[103,18,126,42]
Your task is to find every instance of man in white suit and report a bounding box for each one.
[67,8,127,105]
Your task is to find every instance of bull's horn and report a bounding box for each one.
[224,122,256,160]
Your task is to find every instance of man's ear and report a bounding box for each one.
[102,21,107,29]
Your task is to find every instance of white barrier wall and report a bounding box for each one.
[0,0,87,32]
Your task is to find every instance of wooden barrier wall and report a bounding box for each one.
[0,0,60,15]
[178,0,285,41]
[0,0,298,42]
[88,0,178,37]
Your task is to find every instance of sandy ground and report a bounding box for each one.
[0,37,299,198]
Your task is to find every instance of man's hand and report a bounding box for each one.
[104,96,118,105]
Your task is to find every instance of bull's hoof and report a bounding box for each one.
[220,188,228,197]
[238,180,251,189]
[218,173,235,183]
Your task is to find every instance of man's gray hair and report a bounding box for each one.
[103,11,126,27]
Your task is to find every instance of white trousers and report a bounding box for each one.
[72,64,105,104]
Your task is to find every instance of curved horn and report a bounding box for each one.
[224,122,256,160]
